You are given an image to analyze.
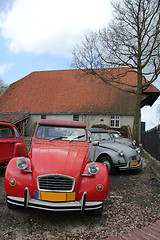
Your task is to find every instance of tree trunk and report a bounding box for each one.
[133,68,142,146]
[133,92,141,145]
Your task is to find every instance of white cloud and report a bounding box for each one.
[141,98,160,130]
[0,63,13,76]
[0,0,111,57]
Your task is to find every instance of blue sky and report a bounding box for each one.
[0,0,159,130]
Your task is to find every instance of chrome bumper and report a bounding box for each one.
[7,188,103,212]
[119,159,142,170]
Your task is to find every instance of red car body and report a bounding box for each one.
[0,121,28,165]
[4,120,109,212]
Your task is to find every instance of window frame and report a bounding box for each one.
[110,116,120,128]
[73,114,79,121]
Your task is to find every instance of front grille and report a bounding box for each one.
[131,155,137,161]
[38,175,75,192]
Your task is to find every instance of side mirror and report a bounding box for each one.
[92,141,99,146]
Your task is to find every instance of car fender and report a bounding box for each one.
[95,148,126,165]
[4,157,33,198]
[13,143,28,158]
[77,162,109,201]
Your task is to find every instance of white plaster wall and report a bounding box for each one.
[47,115,72,121]
[85,114,111,128]
[120,116,134,128]
[26,115,41,136]
[26,114,77,135]
[26,114,134,136]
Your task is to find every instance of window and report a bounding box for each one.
[73,115,79,121]
[36,126,87,142]
[0,126,14,138]
[41,115,46,119]
[110,116,120,128]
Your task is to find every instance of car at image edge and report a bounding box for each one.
[0,121,28,165]
[107,129,138,150]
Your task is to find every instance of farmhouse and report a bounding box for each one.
[0,68,159,136]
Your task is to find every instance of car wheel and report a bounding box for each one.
[100,156,114,174]
[93,206,103,216]
[86,205,103,216]
[7,202,18,210]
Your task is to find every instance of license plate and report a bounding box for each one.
[35,191,75,202]
[130,161,138,166]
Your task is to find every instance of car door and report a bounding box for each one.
[0,125,15,164]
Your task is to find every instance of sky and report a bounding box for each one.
[0,0,159,130]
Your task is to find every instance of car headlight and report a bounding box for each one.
[88,162,99,175]
[136,148,141,154]
[133,140,136,145]
[16,157,28,170]
[119,151,124,157]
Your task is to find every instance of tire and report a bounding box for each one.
[86,205,103,216]
[7,202,18,210]
[6,195,18,210]
[93,206,103,216]
[100,156,114,174]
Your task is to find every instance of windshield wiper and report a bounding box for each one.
[69,135,85,143]
[49,136,68,141]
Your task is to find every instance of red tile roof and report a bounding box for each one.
[0,113,29,124]
[0,68,159,115]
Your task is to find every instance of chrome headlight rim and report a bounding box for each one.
[16,157,28,170]
[88,162,99,175]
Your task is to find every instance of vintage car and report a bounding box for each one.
[4,120,109,213]
[0,121,28,165]
[107,130,138,150]
[88,128,142,174]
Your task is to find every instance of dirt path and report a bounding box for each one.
[0,155,160,240]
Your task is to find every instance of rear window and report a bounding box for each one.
[0,126,14,138]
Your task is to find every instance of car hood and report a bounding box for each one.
[30,142,89,178]
[99,140,136,154]
[114,138,133,147]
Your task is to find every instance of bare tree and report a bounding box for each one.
[0,79,8,96]
[72,0,160,145]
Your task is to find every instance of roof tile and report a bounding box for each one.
[0,68,159,114]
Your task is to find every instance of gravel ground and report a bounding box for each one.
[0,154,160,240]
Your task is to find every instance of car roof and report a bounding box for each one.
[39,119,86,128]
[107,130,120,134]
[0,121,14,127]
[88,128,120,134]
[88,128,110,133]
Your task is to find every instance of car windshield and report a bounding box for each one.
[36,126,87,142]
[0,126,14,138]
[112,133,121,138]
[91,132,112,141]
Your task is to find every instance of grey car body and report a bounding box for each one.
[107,130,138,150]
[88,128,142,174]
